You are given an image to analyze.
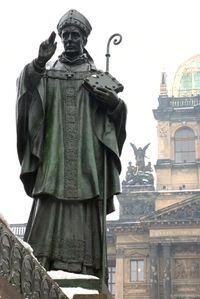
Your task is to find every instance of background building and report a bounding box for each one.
[107,54,200,299]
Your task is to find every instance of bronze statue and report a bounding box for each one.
[16,9,126,278]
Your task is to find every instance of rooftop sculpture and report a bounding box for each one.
[123,143,154,186]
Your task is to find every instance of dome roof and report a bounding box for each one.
[171,54,200,97]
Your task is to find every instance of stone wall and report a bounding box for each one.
[0,216,67,299]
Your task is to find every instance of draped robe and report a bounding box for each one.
[16,54,126,276]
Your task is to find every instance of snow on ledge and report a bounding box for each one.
[61,287,99,299]
[0,212,9,227]
[48,270,99,280]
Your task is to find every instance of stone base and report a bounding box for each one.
[55,278,100,291]
[55,278,112,299]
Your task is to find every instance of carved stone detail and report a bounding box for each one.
[172,244,197,255]
[143,199,200,222]
[173,258,200,280]
[116,248,124,257]
[0,220,67,298]
[121,200,154,219]
[172,283,200,296]
[159,124,168,137]
[123,283,149,296]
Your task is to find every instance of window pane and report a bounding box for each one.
[175,128,195,163]
[138,261,144,281]
[181,129,188,138]
[138,260,144,271]
[111,285,115,295]
[131,261,136,272]
[112,272,115,283]
[188,152,195,162]
[131,260,137,281]
[182,140,188,151]
[182,152,188,162]
[138,271,144,281]
[176,153,182,163]
[194,72,200,88]
[108,265,116,295]
[131,271,136,281]
[187,129,194,138]
[180,73,192,89]
[189,140,195,151]
[176,130,181,138]
[176,141,181,151]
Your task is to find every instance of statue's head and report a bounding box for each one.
[57,9,92,58]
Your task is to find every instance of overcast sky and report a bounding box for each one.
[1,0,200,223]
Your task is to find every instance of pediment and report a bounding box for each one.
[140,195,200,222]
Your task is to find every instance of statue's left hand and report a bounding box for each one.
[92,86,120,108]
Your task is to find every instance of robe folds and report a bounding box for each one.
[16,55,126,276]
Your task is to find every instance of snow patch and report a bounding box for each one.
[48,270,99,280]
[0,212,9,226]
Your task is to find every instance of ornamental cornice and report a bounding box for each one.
[108,218,200,231]
[141,220,200,230]
[108,222,149,233]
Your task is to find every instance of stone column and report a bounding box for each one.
[150,243,159,299]
[115,248,124,299]
[163,243,171,299]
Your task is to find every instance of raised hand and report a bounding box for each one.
[36,31,57,67]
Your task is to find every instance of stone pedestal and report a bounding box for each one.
[54,278,100,291]
[53,276,112,299]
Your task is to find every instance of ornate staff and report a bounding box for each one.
[106,34,122,73]
[101,33,122,290]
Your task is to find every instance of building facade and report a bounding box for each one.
[107,54,200,299]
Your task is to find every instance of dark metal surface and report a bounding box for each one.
[16,10,126,285]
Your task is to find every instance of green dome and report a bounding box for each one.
[171,54,200,97]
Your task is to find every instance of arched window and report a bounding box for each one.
[174,127,195,163]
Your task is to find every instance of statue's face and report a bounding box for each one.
[61,25,86,58]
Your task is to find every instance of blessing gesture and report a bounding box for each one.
[36,31,57,68]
